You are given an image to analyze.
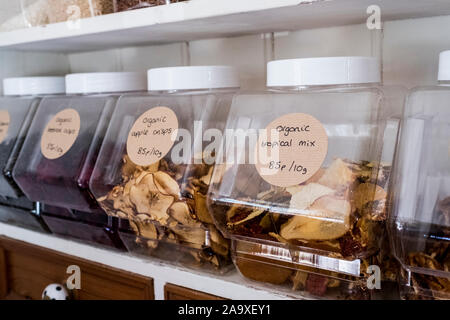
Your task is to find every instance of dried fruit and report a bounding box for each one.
[281,196,351,241]
[305,273,329,296]
[291,271,308,290]
[168,202,200,228]
[318,158,355,190]
[289,183,335,211]
[98,154,230,270]
[352,183,387,217]
[228,209,265,227]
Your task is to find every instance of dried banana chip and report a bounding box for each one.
[289,183,335,212]
[228,209,265,227]
[281,196,351,241]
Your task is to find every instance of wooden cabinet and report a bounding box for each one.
[0,236,154,300]
[164,283,225,300]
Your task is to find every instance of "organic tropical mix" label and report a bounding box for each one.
[255,113,328,187]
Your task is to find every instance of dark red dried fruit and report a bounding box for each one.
[339,234,363,258]
[305,273,329,296]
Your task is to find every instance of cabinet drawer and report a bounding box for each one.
[0,236,153,300]
[164,283,225,300]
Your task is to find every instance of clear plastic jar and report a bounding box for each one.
[390,50,450,300]
[90,66,240,272]
[0,1,40,32]
[207,57,404,298]
[113,0,185,12]
[45,0,114,24]
[12,72,146,248]
[0,76,65,232]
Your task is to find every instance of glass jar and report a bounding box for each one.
[0,76,65,232]
[90,66,240,272]
[207,57,404,298]
[12,72,146,248]
[390,50,450,300]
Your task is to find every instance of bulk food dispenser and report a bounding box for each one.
[90,66,239,272]
[12,72,146,248]
[207,57,403,299]
[389,50,450,300]
[0,76,65,232]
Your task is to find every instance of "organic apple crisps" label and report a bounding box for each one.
[41,108,81,160]
[127,106,179,166]
[255,113,328,187]
[0,110,10,144]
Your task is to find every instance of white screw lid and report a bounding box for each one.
[3,77,65,96]
[438,50,450,81]
[148,66,240,91]
[267,56,381,87]
[66,72,147,94]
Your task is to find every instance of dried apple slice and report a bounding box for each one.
[153,171,180,198]
[129,173,173,223]
[194,190,214,224]
[171,224,206,248]
[200,166,214,185]
[281,196,351,241]
[318,158,355,190]
[168,202,201,228]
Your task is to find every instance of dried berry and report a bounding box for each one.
[305,273,329,296]
[339,234,364,258]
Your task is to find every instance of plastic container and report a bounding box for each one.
[0,0,114,32]
[113,0,185,12]
[42,204,125,249]
[0,1,27,32]
[90,66,240,272]
[389,50,450,300]
[207,57,404,298]
[0,76,65,232]
[12,72,146,247]
[45,0,114,24]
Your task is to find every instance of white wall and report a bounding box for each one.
[0,50,68,94]
[2,14,450,91]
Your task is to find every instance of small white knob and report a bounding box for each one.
[42,284,70,300]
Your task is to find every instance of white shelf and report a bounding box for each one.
[1,0,450,52]
[0,222,303,300]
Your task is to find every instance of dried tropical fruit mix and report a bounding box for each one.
[97,154,230,270]
[208,157,391,297]
[400,197,450,300]
[211,158,390,259]
[232,240,377,299]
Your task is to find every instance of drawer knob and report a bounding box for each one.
[42,284,70,300]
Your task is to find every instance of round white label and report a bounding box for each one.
[41,108,81,160]
[127,106,179,166]
[255,113,328,187]
[0,110,10,144]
